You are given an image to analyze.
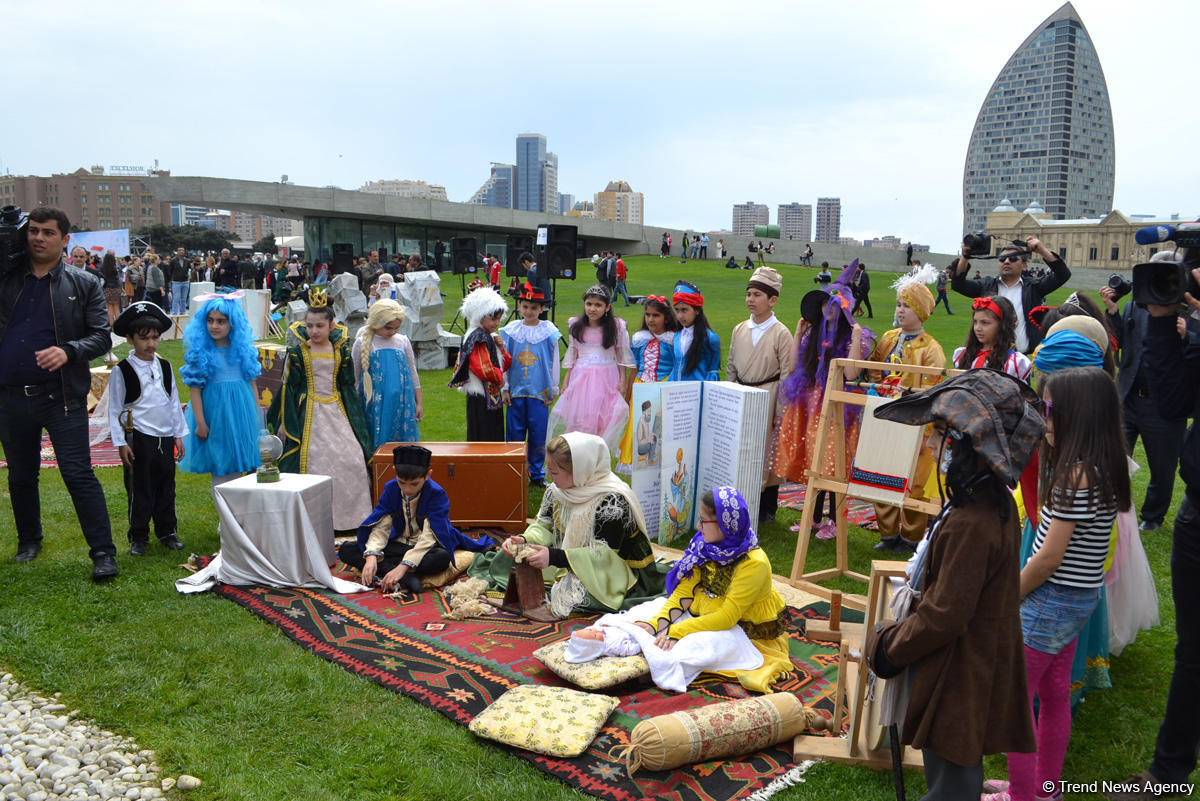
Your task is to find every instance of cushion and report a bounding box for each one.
[468,684,619,758]
[533,640,649,690]
[620,692,820,774]
[420,550,476,589]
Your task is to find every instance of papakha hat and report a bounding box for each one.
[393,445,432,469]
[873,369,1045,488]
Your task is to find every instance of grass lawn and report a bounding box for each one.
[0,255,1192,800]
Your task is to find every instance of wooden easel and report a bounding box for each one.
[788,358,959,610]
[794,560,922,771]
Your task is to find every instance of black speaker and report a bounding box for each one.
[331,242,355,275]
[505,234,534,278]
[377,248,388,265]
[451,237,477,275]
[543,224,577,280]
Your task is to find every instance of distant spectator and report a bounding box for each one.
[699,233,709,259]
[433,238,446,270]
[215,249,239,289]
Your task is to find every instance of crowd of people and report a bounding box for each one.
[2,207,1196,800]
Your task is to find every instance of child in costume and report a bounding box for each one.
[953,295,1031,380]
[468,433,666,618]
[616,295,679,471]
[854,265,946,551]
[178,292,262,490]
[670,281,721,381]
[108,301,188,555]
[340,445,494,597]
[775,261,871,539]
[501,282,560,487]
[865,369,1042,801]
[567,487,792,694]
[992,367,1130,801]
[546,285,634,452]
[368,273,399,306]
[727,267,794,522]
[448,285,511,441]
[352,299,421,449]
[267,302,373,532]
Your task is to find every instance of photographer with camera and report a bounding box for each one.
[951,236,1071,353]
[0,207,119,582]
[1108,254,1200,800]
[1101,268,1186,533]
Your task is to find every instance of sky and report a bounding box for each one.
[5,0,1197,253]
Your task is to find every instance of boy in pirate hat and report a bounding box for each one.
[341,445,494,596]
[107,301,188,555]
[727,266,793,521]
[501,282,560,487]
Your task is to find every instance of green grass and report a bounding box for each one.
[0,255,1192,800]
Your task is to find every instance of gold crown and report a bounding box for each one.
[309,285,328,308]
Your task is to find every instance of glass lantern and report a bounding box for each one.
[257,429,284,483]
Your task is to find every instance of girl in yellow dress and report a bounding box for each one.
[637,486,793,693]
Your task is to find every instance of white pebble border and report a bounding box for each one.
[0,672,201,800]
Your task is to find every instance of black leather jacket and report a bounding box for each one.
[0,260,112,401]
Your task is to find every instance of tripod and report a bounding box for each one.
[447,272,469,333]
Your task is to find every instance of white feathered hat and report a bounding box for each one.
[459,285,508,328]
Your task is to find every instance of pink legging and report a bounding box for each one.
[1007,639,1077,801]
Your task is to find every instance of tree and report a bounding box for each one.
[134,224,236,256]
[252,234,278,255]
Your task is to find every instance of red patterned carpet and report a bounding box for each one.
[778,482,878,530]
[214,574,854,801]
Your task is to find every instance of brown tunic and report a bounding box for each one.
[866,496,1034,766]
[726,318,794,488]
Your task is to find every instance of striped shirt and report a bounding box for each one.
[1032,485,1115,588]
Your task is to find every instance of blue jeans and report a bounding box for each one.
[0,387,116,558]
[1150,491,1200,782]
[171,281,189,314]
[614,279,631,306]
[1021,580,1102,655]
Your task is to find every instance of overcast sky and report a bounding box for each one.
[6,0,1197,252]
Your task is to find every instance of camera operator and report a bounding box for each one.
[1111,260,1200,799]
[1101,275,1186,533]
[951,236,1071,353]
[0,207,118,581]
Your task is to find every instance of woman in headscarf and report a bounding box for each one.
[467,432,667,617]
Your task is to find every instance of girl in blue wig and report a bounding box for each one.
[178,292,262,486]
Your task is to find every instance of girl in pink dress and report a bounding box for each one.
[547,285,634,453]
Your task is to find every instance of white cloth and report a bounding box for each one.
[677,326,694,361]
[175,473,369,594]
[106,356,189,446]
[564,598,763,693]
[747,313,778,347]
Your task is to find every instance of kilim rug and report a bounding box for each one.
[778,482,878,530]
[213,576,856,801]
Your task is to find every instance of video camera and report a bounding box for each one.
[1131,222,1200,306]
[0,205,29,276]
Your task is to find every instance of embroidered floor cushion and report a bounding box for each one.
[533,640,650,690]
[619,692,819,774]
[469,684,619,758]
[420,550,476,589]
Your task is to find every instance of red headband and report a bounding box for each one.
[972,297,1003,318]
[646,294,666,305]
[673,291,704,308]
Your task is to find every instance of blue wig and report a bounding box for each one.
[180,296,262,386]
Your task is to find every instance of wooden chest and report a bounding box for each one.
[371,442,528,532]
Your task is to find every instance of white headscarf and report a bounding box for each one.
[553,432,648,549]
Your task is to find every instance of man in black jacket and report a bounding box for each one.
[168,247,190,314]
[0,207,118,581]
[1109,269,1200,799]
[950,236,1071,353]
[1103,282,1185,532]
[215,248,239,289]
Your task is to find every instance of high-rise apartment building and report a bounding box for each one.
[170,204,210,227]
[359,179,448,201]
[731,202,769,236]
[0,166,171,231]
[558,193,575,215]
[468,163,514,208]
[777,203,813,241]
[595,181,644,225]
[814,198,842,243]
[515,133,560,214]
[962,2,1114,234]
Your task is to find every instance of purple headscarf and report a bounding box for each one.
[665,486,759,594]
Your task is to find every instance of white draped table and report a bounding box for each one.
[176,473,369,594]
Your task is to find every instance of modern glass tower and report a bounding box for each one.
[962,2,1114,234]
[515,133,547,213]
